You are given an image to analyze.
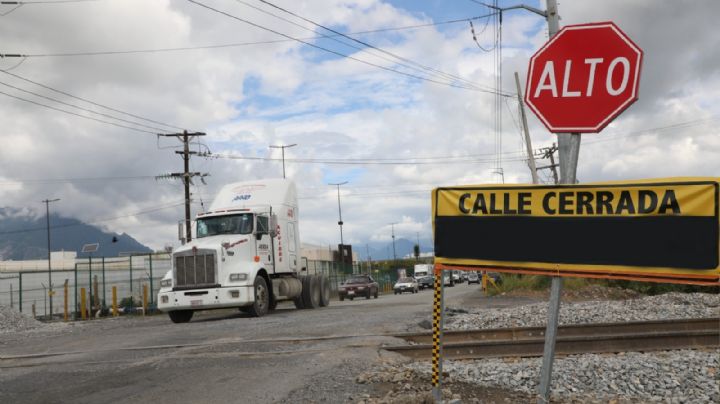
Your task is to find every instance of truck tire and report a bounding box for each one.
[293,295,305,309]
[168,310,193,323]
[319,276,331,307]
[247,276,270,317]
[302,275,320,309]
[365,289,371,299]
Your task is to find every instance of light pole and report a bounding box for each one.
[42,198,60,319]
[269,143,297,179]
[390,222,397,264]
[329,181,348,247]
[329,181,348,273]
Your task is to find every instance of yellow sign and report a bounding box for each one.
[432,178,719,285]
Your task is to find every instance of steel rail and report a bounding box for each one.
[386,318,720,360]
[395,317,720,344]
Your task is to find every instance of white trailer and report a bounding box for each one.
[413,264,433,279]
[157,179,330,322]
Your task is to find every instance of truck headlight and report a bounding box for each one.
[160,279,172,288]
[229,273,248,281]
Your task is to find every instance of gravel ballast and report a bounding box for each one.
[446,292,720,330]
[380,292,720,403]
[0,305,44,333]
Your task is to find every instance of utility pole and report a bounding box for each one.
[42,198,60,319]
[539,2,578,403]
[269,143,297,179]
[158,131,207,243]
[477,3,574,402]
[536,144,559,184]
[515,71,539,184]
[366,244,371,273]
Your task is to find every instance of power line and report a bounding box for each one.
[0,70,187,131]
[0,79,173,132]
[187,0,510,96]
[0,14,503,57]
[581,116,720,146]
[201,152,530,165]
[0,0,103,15]
[0,89,157,134]
[253,0,500,94]
[0,175,158,185]
[2,0,103,4]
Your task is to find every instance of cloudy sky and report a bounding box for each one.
[1,0,718,252]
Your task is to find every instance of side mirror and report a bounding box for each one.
[269,214,278,238]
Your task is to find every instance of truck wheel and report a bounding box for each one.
[301,275,320,309]
[319,276,331,307]
[293,295,305,309]
[309,275,321,308]
[247,276,270,317]
[168,310,193,323]
[365,289,371,299]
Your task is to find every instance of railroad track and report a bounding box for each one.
[385,318,720,360]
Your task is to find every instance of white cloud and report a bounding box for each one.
[1,0,717,253]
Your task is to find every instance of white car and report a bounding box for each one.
[393,277,419,294]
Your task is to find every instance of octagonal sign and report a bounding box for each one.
[525,21,643,133]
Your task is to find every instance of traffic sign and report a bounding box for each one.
[525,22,643,133]
[432,178,720,285]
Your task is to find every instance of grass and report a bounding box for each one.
[487,274,719,297]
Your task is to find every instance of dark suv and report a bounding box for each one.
[338,275,379,301]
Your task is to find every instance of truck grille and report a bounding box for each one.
[174,251,217,288]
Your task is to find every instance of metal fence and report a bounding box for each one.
[0,255,402,319]
[0,253,169,319]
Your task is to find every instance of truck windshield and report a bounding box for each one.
[197,214,253,238]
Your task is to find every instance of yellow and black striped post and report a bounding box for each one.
[431,266,445,402]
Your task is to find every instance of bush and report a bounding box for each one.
[119,296,136,309]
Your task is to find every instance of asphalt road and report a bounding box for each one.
[0,283,538,403]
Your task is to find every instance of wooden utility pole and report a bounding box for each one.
[158,131,207,243]
[536,144,559,184]
[514,71,539,184]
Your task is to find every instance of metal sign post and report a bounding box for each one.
[431,267,445,403]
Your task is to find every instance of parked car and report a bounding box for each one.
[467,271,480,284]
[452,270,463,284]
[417,275,434,290]
[338,275,379,301]
[394,277,419,294]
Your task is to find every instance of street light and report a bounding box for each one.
[42,198,60,319]
[329,181,348,247]
[269,143,297,178]
[390,222,397,264]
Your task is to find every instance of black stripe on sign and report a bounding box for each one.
[434,215,718,270]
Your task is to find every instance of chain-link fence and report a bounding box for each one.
[0,253,170,319]
[0,254,406,319]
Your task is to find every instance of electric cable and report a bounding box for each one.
[187,0,510,96]
[0,70,188,131]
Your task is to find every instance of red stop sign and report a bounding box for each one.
[525,21,643,133]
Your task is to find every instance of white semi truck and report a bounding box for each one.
[158,179,330,323]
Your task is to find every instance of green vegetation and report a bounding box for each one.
[488,274,719,296]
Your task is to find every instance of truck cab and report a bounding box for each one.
[157,179,329,322]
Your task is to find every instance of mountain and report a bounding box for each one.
[0,208,151,260]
